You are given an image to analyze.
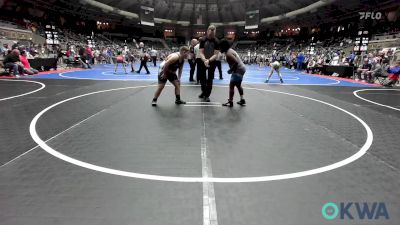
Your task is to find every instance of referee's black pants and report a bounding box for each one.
[137,60,150,74]
[197,60,216,98]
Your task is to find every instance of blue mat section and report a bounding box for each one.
[29,63,375,87]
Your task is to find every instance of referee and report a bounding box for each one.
[198,25,220,102]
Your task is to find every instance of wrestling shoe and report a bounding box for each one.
[175,99,186,105]
[222,101,233,107]
[237,99,246,106]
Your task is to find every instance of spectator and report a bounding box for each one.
[56,46,64,64]
[150,48,158,67]
[93,48,100,64]
[78,46,91,69]
[330,52,340,65]
[1,44,8,56]
[296,52,305,70]
[66,46,75,59]
[29,45,38,58]
[188,38,198,82]
[107,47,113,64]
[19,50,39,75]
[85,45,93,65]
[3,49,24,77]
[194,39,202,84]
[365,60,385,83]
[356,59,372,81]
[347,52,356,66]
[306,57,316,73]
[11,41,18,50]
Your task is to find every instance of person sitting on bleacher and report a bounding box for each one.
[347,51,356,66]
[356,59,372,81]
[29,45,39,58]
[0,44,8,56]
[19,50,38,75]
[78,46,91,69]
[363,56,384,83]
[66,46,75,60]
[3,49,24,77]
[306,57,316,73]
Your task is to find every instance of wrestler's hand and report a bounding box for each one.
[204,60,210,68]
[227,69,232,74]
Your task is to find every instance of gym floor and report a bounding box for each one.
[0,63,399,225]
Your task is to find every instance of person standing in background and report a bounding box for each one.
[85,45,93,66]
[150,48,158,67]
[297,52,305,70]
[189,39,198,82]
[215,51,223,80]
[194,39,202,84]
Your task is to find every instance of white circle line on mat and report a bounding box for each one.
[30,84,372,183]
[245,76,300,81]
[0,79,46,101]
[243,79,340,86]
[29,85,373,183]
[353,89,400,111]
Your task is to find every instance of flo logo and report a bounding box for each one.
[359,12,382,20]
[322,202,389,220]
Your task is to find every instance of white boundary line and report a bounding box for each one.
[242,75,300,81]
[29,84,373,183]
[201,111,218,225]
[243,79,340,86]
[353,89,400,111]
[59,71,156,81]
[185,105,222,107]
[186,102,223,107]
[0,79,46,101]
[187,102,222,105]
[0,145,39,168]
[101,71,154,77]
[102,71,128,76]
[0,109,106,169]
